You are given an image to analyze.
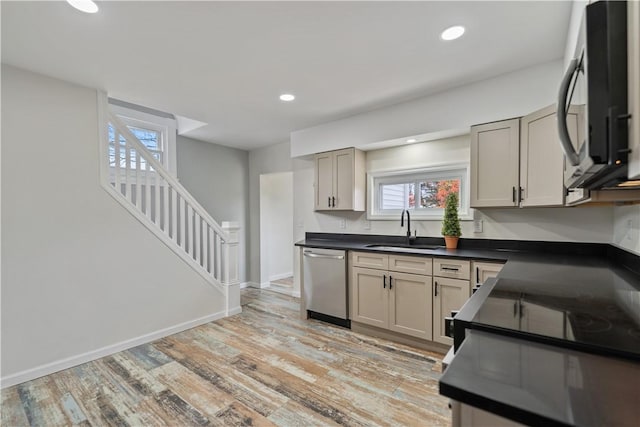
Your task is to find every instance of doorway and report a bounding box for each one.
[259,172,294,294]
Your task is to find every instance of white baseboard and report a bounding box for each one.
[1,310,227,389]
[292,291,301,298]
[239,282,251,289]
[260,282,271,289]
[243,281,260,289]
[268,271,293,282]
[227,306,243,316]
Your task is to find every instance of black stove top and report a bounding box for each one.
[471,263,640,361]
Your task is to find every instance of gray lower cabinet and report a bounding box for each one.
[350,252,503,346]
[432,277,471,345]
[351,252,433,340]
[472,261,504,285]
[452,401,524,427]
[351,266,388,329]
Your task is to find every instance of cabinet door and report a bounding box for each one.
[520,301,565,339]
[388,272,433,340]
[470,119,520,207]
[314,152,334,210]
[472,262,504,285]
[433,277,471,345]
[520,105,578,207]
[629,0,640,179]
[351,267,388,328]
[333,148,354,210]
[458,402,525,427]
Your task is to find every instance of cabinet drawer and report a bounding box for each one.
[434,258,470,280]
[389,254,432,275]
[351,251,388,270]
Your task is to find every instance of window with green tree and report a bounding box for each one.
[369,164,469,220]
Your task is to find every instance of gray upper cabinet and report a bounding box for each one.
[470,119,520,208]
[520,105,580,207]
[471,105,581,208]
[314,148,365,211]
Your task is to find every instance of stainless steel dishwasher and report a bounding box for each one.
[302,248,350,328]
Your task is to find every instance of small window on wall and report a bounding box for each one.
[368,164,470,220]
[108,100,177,176]
[108,125,163,171]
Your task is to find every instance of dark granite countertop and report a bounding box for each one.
[297,232,640,425]
[296,233,639,276]
[440,330,640,427]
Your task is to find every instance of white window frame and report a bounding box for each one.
[367,162,472,221]
[109,104,177,176]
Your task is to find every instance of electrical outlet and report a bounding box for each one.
[363,220,371,230]
[474,219,483,233]
[339,219,346,229]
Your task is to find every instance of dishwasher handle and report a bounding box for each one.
[303,251,345,260]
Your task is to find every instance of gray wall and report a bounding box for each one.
[248,142,292,284]
[176,135,250,283]
[1,65,225,382]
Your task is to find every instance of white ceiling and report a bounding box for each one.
[1,1,572,150]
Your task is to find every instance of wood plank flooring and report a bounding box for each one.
[268,277,294,296]
[1,289,450,426]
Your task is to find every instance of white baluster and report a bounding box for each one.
[208,226,214,275]
[113,131,121,194]
[187,205,194,257]
[144,159,151,219]
[216,233,222,281]
[153,171,160,227]
[195,214,201,265]
[160,176,166,231]
[171,187,178,243]
[125,139,132,203]
[135,151,142,210]
[179,195,186,252]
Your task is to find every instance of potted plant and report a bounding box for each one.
[442,192,461,249]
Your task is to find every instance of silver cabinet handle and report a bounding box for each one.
[303,252,344,260]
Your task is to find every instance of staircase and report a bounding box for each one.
[98,107,241,315]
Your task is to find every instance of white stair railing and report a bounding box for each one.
[99,110,240,313]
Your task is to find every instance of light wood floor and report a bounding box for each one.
[268,277,294,296]
[1,289,450,426]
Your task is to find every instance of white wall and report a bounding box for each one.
[1,65,226,384]
[293,135,614,244]
[291,59,564,157]
[247,142,292,284]
[260,172,294,285]
[176,135,249,283]
[612,205,640,255]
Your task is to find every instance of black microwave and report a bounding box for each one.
[557,0,630,190]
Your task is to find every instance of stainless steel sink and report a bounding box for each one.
[365,244,442,251]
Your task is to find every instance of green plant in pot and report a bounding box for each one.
[441,192,461,249]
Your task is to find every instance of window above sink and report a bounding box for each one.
[367,163,471,221]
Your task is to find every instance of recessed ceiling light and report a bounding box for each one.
[67,0,99,14]
[406,138,417,143]
[441,25,465,41]
[279,94,295,102]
